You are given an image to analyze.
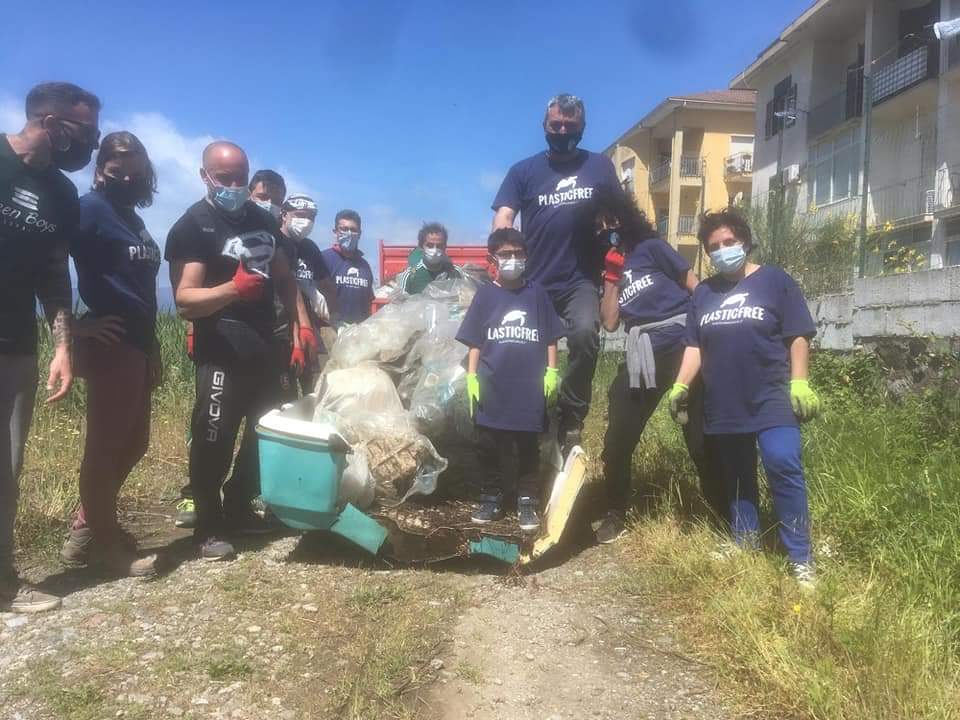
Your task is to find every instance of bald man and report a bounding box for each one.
[165,141,311,561]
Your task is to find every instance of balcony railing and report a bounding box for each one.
[680,156,703,177]
[873,41,938,105]
[724,152,753,176]
[807,82,862,140]
[866,176,937,227]
[656,218,667,237]
[678,215,697,235]
[650,161,671,186]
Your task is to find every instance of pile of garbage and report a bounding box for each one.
[313,279,481,508]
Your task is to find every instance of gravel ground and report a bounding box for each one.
[1,521,736,720]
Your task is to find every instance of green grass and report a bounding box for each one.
[15,314,960,717]
[585,349,960,719]
[17,313,193,554]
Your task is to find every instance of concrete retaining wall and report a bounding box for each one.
[810,267,960,349]
[599,267,960,352]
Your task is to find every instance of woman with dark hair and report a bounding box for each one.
[59,131,159,576]
[669,208,821,586]
[593,191,724,544]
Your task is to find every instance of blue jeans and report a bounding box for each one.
[705,426,812,564]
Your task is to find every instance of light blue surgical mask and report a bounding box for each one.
[337,231,360,252]
[210,183,249,213]
[498,257,525,281]
[255,199,281,220]
[710,243,747,274]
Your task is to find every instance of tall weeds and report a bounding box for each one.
[587,349,960,718]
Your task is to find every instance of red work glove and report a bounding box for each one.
[232,260,265,301]
[298,325,318,356]
[603,248,625,284]
[290,345,306,376]
[185,325,194,359]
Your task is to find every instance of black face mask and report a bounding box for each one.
[47,121,96,172]
[546,131,583,155]
[52,139,96,172]
[102,175,146,208]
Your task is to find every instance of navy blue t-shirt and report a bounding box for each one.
[492,150,621,294]
[618,237,691,354]
[71,190,160,354]
[456,281,566,433]
[684,266,816,434]
[293,237,329,328]
[319,247,374,326]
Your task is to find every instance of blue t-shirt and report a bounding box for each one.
[456,281,566,433]
[492,150,621,294]
[684,265,816,435]
[319,247,374,326]
[71,191,160,354]
[618,237,691,354]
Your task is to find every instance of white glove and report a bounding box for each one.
[311,288,330,322]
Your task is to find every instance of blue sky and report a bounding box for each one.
[2,0,808,284]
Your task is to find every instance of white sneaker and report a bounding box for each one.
[709,540,743,561]
[790,562,817,591]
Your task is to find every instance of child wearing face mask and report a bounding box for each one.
[455,228,566,532]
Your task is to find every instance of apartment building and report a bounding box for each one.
[731,0,960,270]
[603,90,756,265]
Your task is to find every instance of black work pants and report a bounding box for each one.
[476,426,541,501]
[551,281,601,430]
[600,348,726,522]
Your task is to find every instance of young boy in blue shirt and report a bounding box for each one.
[456,228,566,532]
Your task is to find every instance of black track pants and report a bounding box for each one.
[189,357,281,539]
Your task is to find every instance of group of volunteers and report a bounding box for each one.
[0,82,823,614]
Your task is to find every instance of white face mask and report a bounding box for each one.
[255,199,281,220]
[423,246,446,268]
[498,257,525,281]
[287,217,314,240]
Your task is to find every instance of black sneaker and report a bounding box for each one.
[471,494,505,524]
[199,537,236,562]
[595,511,627,545]
[517,496,541,534]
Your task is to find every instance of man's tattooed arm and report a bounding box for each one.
[51,308,72,349]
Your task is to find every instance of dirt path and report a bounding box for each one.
[430,544,732,720]
[1,510,736,720]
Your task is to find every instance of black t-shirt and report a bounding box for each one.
[165,199,283,363]
[72,191,160,354]
[0,136,79,355]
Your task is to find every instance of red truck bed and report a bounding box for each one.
[379,241,491,284]
[374,241,492,313]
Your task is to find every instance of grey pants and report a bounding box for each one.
[0,355,38,571]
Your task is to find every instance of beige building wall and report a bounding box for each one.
[606,95,756,271]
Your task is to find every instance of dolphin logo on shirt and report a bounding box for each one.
[222,231,276,273]
[720,292,750,309]
[555,176,578,192]
[346,267,360,276]
[501,310,527,326]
